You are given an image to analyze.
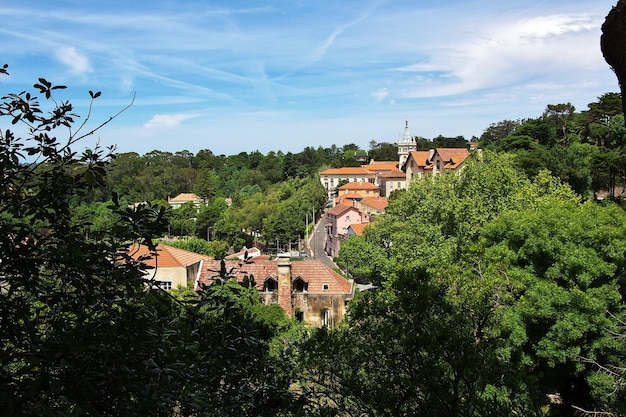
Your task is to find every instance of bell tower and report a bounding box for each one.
[398,119,416,168]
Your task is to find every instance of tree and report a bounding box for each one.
[0,67,304,416]
[473,200,626,414]
[543,103,576,145]
[602,0,626,114]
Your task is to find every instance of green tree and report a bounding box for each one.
[0,68,304,416]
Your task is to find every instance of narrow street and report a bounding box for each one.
[308,211,338,271]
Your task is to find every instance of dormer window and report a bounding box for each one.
[263,277,278,292]
[293,277,308,293]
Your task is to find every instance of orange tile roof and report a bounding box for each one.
[408,151,432,167]
[199,258,353,294]
[348,223,368,236]
[378,169,406,178]
[127,244,209,268]
[339,181,379,190]
[435,148,470,169]
[359,196,388,211]
[319,167,373,176]
[364,161,399,172]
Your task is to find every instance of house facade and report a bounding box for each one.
[325,203,365,257]
[319,167,375,200]
[403,150,434,182]
[127,244,209,290]
[337,181,381,198]
[199,255,354,328]
[378,169,407,197]
[168,193,204,209]
[430,148,471,175]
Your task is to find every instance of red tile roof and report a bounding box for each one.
[327,203,360,217]
[199,258,353,294]
[127,244,209,268]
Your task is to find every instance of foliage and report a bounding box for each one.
[0,67,307,417]
[163,238,229,259]
[333,152,626,416]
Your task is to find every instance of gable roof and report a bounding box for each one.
[339,181,380,191]
[378,169,406,179]
[327,203,361,217]
[348,223,368,236]
[406,150,433,168]
[433,148,470,169]
[127,244,209,268]
[199,258,353,294]
[168,193,203,204]
[359,196,389,212]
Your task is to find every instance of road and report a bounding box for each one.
[308,211,338,270]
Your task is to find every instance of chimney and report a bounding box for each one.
[277,254,293,316]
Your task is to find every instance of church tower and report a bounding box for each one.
[397,119,416,168]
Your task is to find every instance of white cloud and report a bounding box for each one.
[370,88,389,103]
[55,46,92,75]
[398,12,604,99]
[144,113,201,128]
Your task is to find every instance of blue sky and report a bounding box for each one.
[0,0,619,156]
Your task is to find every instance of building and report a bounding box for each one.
[337,181,381,198]
[199,255,354,328]
[319,167,376,200]
[430,148,471,176]
[325,203,366,257]
[378,169,407,198]
[127,243,209,290]
[168,193,204,209]
[397,119,417,167]
[403,150,433,182]
[347,223,368,237]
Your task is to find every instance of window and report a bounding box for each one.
[398,181,401,188]
[293,277,308,292]
[322,309,329,327]
[322,283,329,291]
[263,278,277,292]
[156,281,172,291]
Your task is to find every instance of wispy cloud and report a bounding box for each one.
[55,46,92,75]
[144,113,201,128]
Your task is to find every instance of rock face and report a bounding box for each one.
[602,0,626,114]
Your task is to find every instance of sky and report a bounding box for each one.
[0,0,620,156]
